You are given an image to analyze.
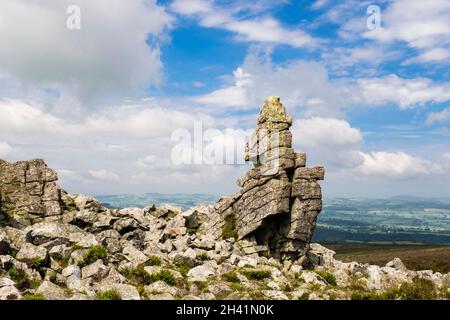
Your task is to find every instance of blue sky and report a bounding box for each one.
[0,0,450,197]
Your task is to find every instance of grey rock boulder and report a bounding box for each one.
[36,280,69,300]
[187,263,216,282]
[16,243,48,268]
[81,259,110,281]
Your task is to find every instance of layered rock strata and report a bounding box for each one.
[205,97,324,261]
[0,159,63,226]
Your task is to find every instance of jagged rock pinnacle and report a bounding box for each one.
[258,96,292,125]
[206,97,325,262]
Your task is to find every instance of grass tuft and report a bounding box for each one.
[240,269,272,281]
[315,270,337,286]
[221,214,238,240]
[221,272,240,283]
[95,290,121,300]
[145,256,162,266]
[77,245,107,268]
[23,293,45,300]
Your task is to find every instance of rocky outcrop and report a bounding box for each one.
[0,98,322,263]
[0,159,63,226]
[204,97,324,262]
[0,171,448,300]
[0,97,448,300]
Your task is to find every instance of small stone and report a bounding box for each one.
[187,264,216,282]
[49,244,71,260]
[150,293,175,300]
[113,218,140,235]
[145,281,178,296]
[113,284,141,300]
[385,258,407,272]
[0,285,22,300]
[36,280,69,300]
[81,259,110,281]
[122,244,148,265]
[16,243,48,268]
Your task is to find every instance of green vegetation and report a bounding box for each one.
[292,273,305,287]
[95,290,122,300]
[61,197,78,212]
[281,283,293,292]
[258,283,272,291]
[221,272,240,283]
[121,267,152,286]
[230,283,245,292]
[330,244,450,274]
[398,277,436,300]
[445,290,450,300]
[173,260,191,277]
[187,227,198,235]
[351,277,437,300]
[145,256,162,266]
[136,286,149,300]
[23,294,45,300]
[196,253,208,261]
[51,243,84,268]
[8,268,40,290]
[346,276,367,291]
[150,270,177,286]
[308,283,322,291]
[350,290,398,300]
[249,291,266,300]
[71,244,84,251]
[193,281,208,291]
[315,270,337,286]
[316,197,450,245]
[240,269,272,281]
[298,292,310,300]
[49,271,58,283]
[222,213,238,240]
[77,245,107,268]
[32,257,45,269]
[122,267,177,286]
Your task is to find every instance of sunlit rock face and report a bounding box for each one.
[0,159,63,227]
[205,96,324,262]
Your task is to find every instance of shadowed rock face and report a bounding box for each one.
[205,97,324,261]
[0,159,62,226]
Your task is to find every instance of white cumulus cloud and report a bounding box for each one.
[171,0,316,48]
[0,0,173,101]
[0,142,13,158]
[426,108,450,125]
[357,151,435,177]
[291,117,364,169]
[357,75,450,108]
[363,0,450,63]
[88,169,120,182]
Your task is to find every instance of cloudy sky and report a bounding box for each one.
[1,0,450,198]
